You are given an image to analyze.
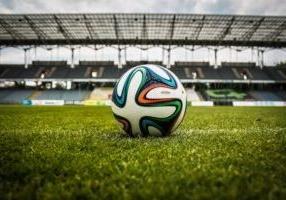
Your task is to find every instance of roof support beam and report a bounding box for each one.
[192,15,205,40]
[241,17,265,41]
[24,15,48,41]
[167,46,171,68]
[83,14,96,40]
[113,15,120,41]
[264,20,286,41]
[169,15,176,40]
[216,16,235,41]
[1,38,286,47]
[141,15,148,40]
[54,15,72,41]
[0,14,285,48]
[0,18,24,40]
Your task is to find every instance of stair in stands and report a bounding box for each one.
[232,68,242,79]
[84,67,92,78]
[184,68,191,78]
[278,70,286,79]
[47,67,56,78]
[196,67,205,79]
[29,90,42,100]
[243,68,253,79]
[98,67,104,78]
[0,68,9,78]
[35,67,44,78]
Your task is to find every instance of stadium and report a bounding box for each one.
[0,14,286,105]
[1,6,286,200]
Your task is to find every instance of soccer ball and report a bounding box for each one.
[111,65,187,137]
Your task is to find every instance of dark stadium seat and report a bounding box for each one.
[200,67,221,79]
[124,61,142,68]
[221,62,256,68]
[48,67,70,78]
[32,61,68,66]
[249,91,283,101]
[20,67,41,78]
[247,67,271,80]
[67,66,88,78]
[1,61,286,82]
[217,67,240,80]
[78,61,119,79]
[79,61,115,67]
[102,67,121,79]
[170,67,188,79]
[171,62,211,79]
[0,65,42,79]
[0,65,24,79]
[0,67,7,78]
[264,67,286,81]
[276,91,286,100]
[0,89,33,104]
[146,61,163,66]
[35,90,90,101]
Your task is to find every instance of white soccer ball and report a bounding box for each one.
[111,65,187,137]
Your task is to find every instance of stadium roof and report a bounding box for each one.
[0,13,286,47]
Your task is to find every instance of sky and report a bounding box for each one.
[0,0,285,65]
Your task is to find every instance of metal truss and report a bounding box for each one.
[0,13,285,47]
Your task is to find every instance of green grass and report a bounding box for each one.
[1,106,286,200]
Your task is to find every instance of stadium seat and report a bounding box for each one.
[35,90,90,101]
[249,91,283,101]
[0,89,33,104]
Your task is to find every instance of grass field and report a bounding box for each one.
[1,106,286,199]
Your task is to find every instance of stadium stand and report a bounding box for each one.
[35,90,90,101]
[248,91,283,101]
[88,88,113,100]
[247,67,271,80]
[220,62,248,80]
[79,61,119,79]
[0,13,285,106]
[0,65,26,79]
[124,61,163,68]
[276,91,286,100]
[171,62,211,79]
[170,63,188,79]
[0,89,33,104]
[32,61,68,66]
[264,67,286,81]
[217,67,240,80]
[1,61,286,82]
[102,67,121,79]
[201,67,221,80]
[0,65,285,106]
[221,62,256,68]
[48,67,70,78]
[20,67,41,79]
[186,89,201,101]
[67,66,89,79]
